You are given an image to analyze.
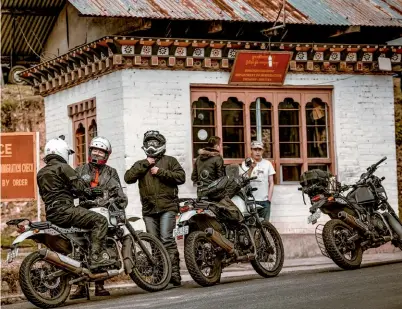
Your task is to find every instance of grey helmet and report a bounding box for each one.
[142,130,166,158]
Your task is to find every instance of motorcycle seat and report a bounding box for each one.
[30,221,52,229]
[30,221,90,233]
[52,225,90,234]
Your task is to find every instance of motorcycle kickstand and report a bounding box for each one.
[85,283,90,300]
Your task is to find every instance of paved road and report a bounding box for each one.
[4,262,402,309]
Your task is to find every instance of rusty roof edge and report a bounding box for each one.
[20,35,397,75]
[67,0,402,27]
[73,12,402,27]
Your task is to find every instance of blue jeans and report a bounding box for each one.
[256,200,271,221]
[143,211,181,278]
[143,211,178,254]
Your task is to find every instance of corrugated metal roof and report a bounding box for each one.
[67,0,310,23]
[68,0,402,26]
[1,0,65,58]
[289,0,402,26]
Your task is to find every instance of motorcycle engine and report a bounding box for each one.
[238,229,252,250]
[371,214,389,237]
[105,238,119,262]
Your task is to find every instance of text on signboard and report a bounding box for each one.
[1,143,12,156]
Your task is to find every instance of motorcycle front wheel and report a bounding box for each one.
[251,221,284,278]
[129,232,172,292]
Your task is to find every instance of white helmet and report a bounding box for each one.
[89,136,112,165]
[44,135,74,163]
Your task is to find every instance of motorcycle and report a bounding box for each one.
[174,159,284,287]
[6,188,172,308]
[299,156,402,270]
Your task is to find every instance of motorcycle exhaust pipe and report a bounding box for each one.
[205,228,235,254]
[235,253,255,262]
[39,248,84,274]
[39,248,120,281]
[338,211,370,234]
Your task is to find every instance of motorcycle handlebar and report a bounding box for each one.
[359,156,387,183]
[372,156,387,169]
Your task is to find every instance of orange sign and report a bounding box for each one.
[229,51,293,85]
[1,132,38,201]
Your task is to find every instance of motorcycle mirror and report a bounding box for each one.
[245,157,253,167]
[225,164,240,178]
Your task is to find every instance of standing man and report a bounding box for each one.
[241,141,276,221]
[70,136,128,299]
[191,136,224,197]
[124,131,185,286]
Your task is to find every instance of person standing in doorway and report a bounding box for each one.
[241,141,276,221]
[124,130,185,286]
[191,136,224,197]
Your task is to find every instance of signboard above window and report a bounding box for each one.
[229,51,293,86]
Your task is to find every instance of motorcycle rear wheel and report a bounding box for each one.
[184,231,222,287]
[19,251,71,308]
[322,219,363,270]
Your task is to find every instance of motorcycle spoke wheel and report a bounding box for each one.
[19,252,71,308]
[322,219,363,270]
[129,232,171,292]
[184,231,222,287]
[251,221,284,278]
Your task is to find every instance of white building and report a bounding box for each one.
[21,1,401,256]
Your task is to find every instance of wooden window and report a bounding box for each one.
[190,86,335,184]
[68,98,97,167]
[221,97,245,159]
[75,123,86,166]
[250,98,273,158]
[306,98,329,159]
[191,97,216,158]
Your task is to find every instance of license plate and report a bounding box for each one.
[173,226,189,238]
[6,247,19,264]
[307,210,321,224]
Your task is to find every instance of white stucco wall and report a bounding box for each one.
[44,70,398,234]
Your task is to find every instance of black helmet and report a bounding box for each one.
[142,130,166,158]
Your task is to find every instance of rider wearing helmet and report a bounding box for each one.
[37,135,113,271]
[124,130,185,286]
[71,136,128,299]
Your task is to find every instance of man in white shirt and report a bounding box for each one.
[241,141,276,221]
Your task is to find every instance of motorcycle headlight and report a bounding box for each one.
[247,201,257,213]
[110,216,117,226]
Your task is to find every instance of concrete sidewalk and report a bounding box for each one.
[106,252,402,289]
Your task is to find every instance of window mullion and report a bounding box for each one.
[216,93,223,156]
[273,94,280,184]
[301,94,308,173]
[244,100,251,158]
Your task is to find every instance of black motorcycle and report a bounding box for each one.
[299,156,402,270]
[174,159,284,287]
[6,189,172,308]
